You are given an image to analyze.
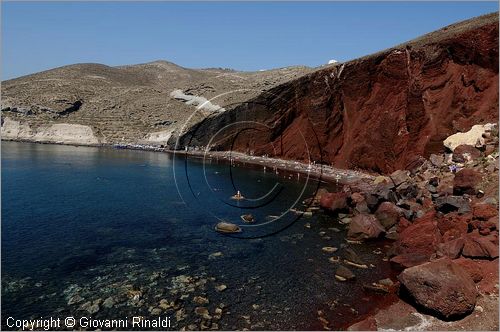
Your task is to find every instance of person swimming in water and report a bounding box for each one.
[231,190,244,200]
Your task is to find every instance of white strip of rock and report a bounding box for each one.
[443,123,497,151]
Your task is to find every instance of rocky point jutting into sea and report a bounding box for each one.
[1,12,499,331]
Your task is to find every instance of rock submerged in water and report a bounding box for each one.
[320,192,348,213]
[335,266,355,281]
[343,248,368,268]
[322,246,338,254]
[241,214,255,223]
[398,259,478,319]
[215,222,241,234]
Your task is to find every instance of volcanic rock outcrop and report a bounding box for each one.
[177,13,498,174]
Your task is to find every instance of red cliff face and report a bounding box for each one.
[177,13,499,174]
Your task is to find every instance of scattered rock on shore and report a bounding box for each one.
[335,266,355,281]
[320,192,348,213]
[375,202,402,229]
[453,168,481,195]
[347,214,384,241]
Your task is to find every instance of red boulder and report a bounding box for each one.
[437,212,469,238]
[453,168,481,195]
[437,238,465,259]
[472,203,498,220]
[398,259,478,319]
[391,218,442,257]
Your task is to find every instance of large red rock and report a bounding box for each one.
[453,257,484,283]
[347,214,385,241]
[454,257,499,294]
[320,192,348,213]
[436,212,469,238]
[437,238,465,259]
[397,216,412,233]
[375,202,402,229]
[462,231,499,259]
[472,203,498,220]
[398,259,478,319]
[453,168,481,195]
[391,218,442,257]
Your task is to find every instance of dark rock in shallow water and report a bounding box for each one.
[398,259,478,319]
[453,168,481,195]
[335,266,355,281]
[343,248,367,268]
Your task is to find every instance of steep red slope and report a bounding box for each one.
[176,13,499,174]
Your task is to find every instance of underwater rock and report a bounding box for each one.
[215,222,241,234]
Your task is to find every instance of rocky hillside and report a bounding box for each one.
[178,13,499,174]
[1,61,313,145]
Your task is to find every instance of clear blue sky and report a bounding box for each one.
[2,1,498,79]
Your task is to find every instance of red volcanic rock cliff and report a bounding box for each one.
[176,13,499,173]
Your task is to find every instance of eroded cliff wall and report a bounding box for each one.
[177,13,499,173]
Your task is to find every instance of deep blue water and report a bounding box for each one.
[2,141,394,330]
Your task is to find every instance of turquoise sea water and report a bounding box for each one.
[2,141,394,330]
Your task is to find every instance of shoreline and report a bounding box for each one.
[1,139,376,186]
[0,139,399,330]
